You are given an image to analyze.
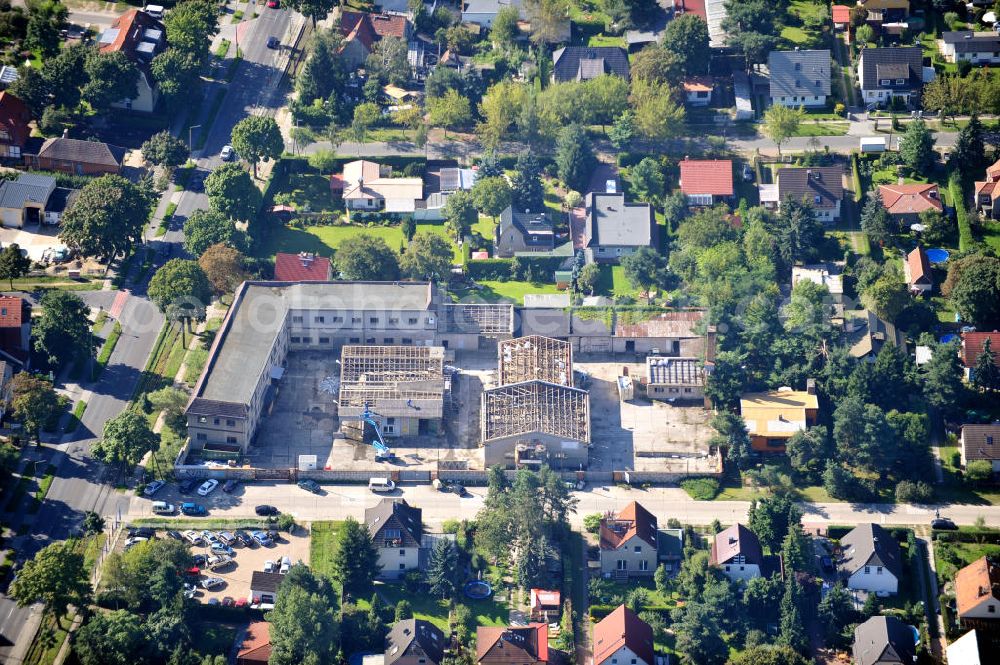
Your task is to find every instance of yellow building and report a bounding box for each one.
[740,388,819,453]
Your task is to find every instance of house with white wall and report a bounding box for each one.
[593,605,654,665]
[710,524,765,582]
[365,498,423,580]
[839,523,902,595]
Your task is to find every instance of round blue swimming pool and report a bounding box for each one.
[926,248,950,263]
[463,580,493,600]
[941,333,958,344]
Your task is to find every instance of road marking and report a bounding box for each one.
[108,290,129,319]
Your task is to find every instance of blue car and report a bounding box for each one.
[211,542,235,556]
[181,502,207,516]
[252,530,273,547]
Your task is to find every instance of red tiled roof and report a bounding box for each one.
[0,296,27,328]
[682,76,714,93]
[101,9,162,57]
[956,557,1000,617]
[962,332,1000,368]
[599,501,658,550]
[0,92,30,147]
[476,624,547,664]
[593,605,655,665]
[832,5,852,23]
[340,11,408,49]
[530,588,560,608]
[975,179,1000,202]
[237,621,272,665]
[987,158,1000,182]
[879,183,942,215]
[274,252,332,282]
[679,159,734,197]
[674,0,706,21]
[906,246,931,286]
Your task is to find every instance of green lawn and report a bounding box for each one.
[982,221,1000,253]
[460,280,562,305]
[935,541,1000,584]
[273,173,338,213]
[587,34,625,47]
[781,26,811,45]
[376,584,509,632]
[310,521,345,581]
[610,265,640,298]
[793,121,850,137]
[256,220,462,263]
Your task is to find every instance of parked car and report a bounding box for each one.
[263,560,276,573]
[266,0,279,6]
[192,554,208,566]
[297,479,320,494]
[207,555,233,570]
[253,531,273,547]
[151,501,175,515]
[210,543,235,556]
[207,597,221,606]
[222,479,239,493]
[820,555,835,573]
[255,505,279,516]
[128,526,156,539]
[184,566,201,577]
[124,536,147,551]
[235,530,254,547]
[183,583,197,599]
[222,596,235,607]
[143,480,165,496]
[220,145,235,161]
[742,164,755,182]
[201,530,220,544]
[279,555,291,574]
[931,517,958,530]
[181,502,207,516]
[218,531,237,546]
[166,530,183,541]
[201,577,225,590]
[266,36,280,49]
[197,479,219,496]
[182,530,203,545]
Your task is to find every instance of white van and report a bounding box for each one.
[145,4,164,18]
[368,477,395,493]
[151,501,175,515]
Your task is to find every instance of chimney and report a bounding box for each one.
[806,378,816,395]
[62,128,69,138]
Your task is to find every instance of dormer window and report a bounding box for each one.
[880,79,891,86]
[795,62,801,70]
[895,78,906,85]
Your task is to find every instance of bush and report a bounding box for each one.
[895,480,934,504]
[467,258,514,281]
[276,513,295,532]
[950,172,974,251]
[950,450,961,468]
[583,513,602,534]
[680,477,720,500]
[442,519,461,534]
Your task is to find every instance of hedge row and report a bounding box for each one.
[588,604,673,620]
[466,256,567,281]
[932,527,1000,544]
[827,525,912,541]
[949,173,974,251]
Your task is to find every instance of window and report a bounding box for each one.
[351,317,361,324]
[684,388,692,393]
[616,560,627,570]
[389,317,399,324]
[333,316,344,323]
[399,563,406,569]
[988,436,994,445]
[384,338,394,344]
[213,418,220,425]
[227,436,237,443]
[864,566,871,574]
[400,549,406,556]
[880,79,891,86]
[350,337,360,344]
[370,317,379,324]
[990,605,996,613]
[639,560,649,571]
[319,337,330,344]
[725,565,730,572]
[634,546,641,553]
[292,316,303,323]
[739,566,744,571]
[402,338,413,344]
[895,78,906,85]
[385,529,402,540]
[314,316,325,323]
[408,317,418,324]
[301,337,312,344]
[196,433,207,441]
[291,336,301,343]
[876,566,883,574]
[226,419,235,427]
[795,80,801,88]
[366,338,376,344]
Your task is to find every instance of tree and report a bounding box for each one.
[923,341,964,418]
[162,0,218,57]
[141,131,189,168]
[268,568,340,665]
[855,23,874,44]
[748,494,801,551]
[577,263,601,295]
[630,79,686,141]
[283,0,335,26]
[555,124,595,193]
[9,67,53,118]
[59,175,152,261]
[491,5,520,45]
[704,351,746,411]
[74,609,145,665]
[401,233,453,281]
[428,89,471,138]
[471,176,512,223]
[42,42,86,108]
[443,190,477,242]
[662,13,710,75]
[0,243,31,290]
[25,0,66,58]
[198,243,249,296]
[230,115,283,178]
[81,50,139,112]
[722,0,781,67]
[148,386,190,426]
[204,163,262,222]
[608,110,635,149]
[763,104,803,157]
[774,197,823,266]
[33,290,92,369]
[862,275,910,323]
[899,119,935,175]
[621,247,669,301]
[523,0,569,46]
[860,193,894,246]
[367,36,411,85]
[629,158,665,203]
[10,539,88,626]
[183,210,248,256]
[948,255,1000,327]
[967,459,993,485]
[82,511,105,535]
[426,539,460,598]
[151,48,202,111]
[630,46,683,86]
[728,646,810,665]
[92,411,158,477]
[974,337,1000,392]
[511,153,545,211]
[10,373,63,443]
[332,517,381,596]
[951,113,986,177]
[148,259,212,318]
[777,576,807,653]
[781,525,813,574]
[335,236,400,281]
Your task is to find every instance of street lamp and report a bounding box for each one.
[188,124,202,150]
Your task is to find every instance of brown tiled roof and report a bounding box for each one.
[962,424,1000,462]
[274,252,332,282]
[710,523,764,567]
[0,92,30,147]
[237,621,272,665]
[593,605,654,665]
[961,332,1000,368]
[613,310,706,338]
[679,159,734,197]
[37,138,126,168]
[476,624,547,664]
[101,9,163,57]
[777,166,844,209]
[599,501,657,550]
[906,246,931,286]
[365,498,422,547]
[340,11,408,49]
[879,183,942,215]
[682,76,714,93]
[956,556,1000,617]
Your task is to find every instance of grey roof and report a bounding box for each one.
[386,619,446,665]
[942,31,1000,53]
[584,192,656,249]
[768,49,831,98]
[462,0,520,15]
[657,528,684,559]
[853,616,916,665]
[848,309,906,359]
[37,137,127,168]
[518,308,571,337]
[0,181,51,210]
[186,398,248,419]
[777,167,844,210]
[840,523,903,579]
[365,498,422,547]
[647,357,705,386]
[711,523,764,567]
[45,187,78,214]
[859,47,923,91]
[439,167,476,192]
[498,206,553,236]
[250,570,285,594]
[552,46,630,82]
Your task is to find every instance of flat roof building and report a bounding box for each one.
[498,335,573,386]
[645,356,706,402]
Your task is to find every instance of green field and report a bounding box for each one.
[256,220,462,262]
[309,520,346,581]
[376,584,509,632]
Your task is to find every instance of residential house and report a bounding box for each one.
[476,624,548,665]
[940,31,1000,64]
[878,182,942,226]
[947,629,1000,664]
[678,159,733,207]
[853,616,916,665]
[839,523,902,595]
[99,9,166,112]
[332,160,423,213]
[791,263,844,298]
[848,309,906,361]
[975,159,1000,219]
[710,524,766,582]
[673,0,728,47]
[960,424,1000,471]
[0,361,14,423]
[529,589,560,623]
[739,386,819,453]
[759,167,844,223]
[274,252,333,282]
[903,246,933,294]
[657,527,685,574]
[857,0,910,25]
[0,174,56,228]
[681,77,714,106]
[645,356,706,402]
[385,619,446,665]
[0,296,31,368]
[248,571,284,606]
[955,556,1000,629]
[857,46,927,107]
[551,47,630,83]
[960,332,1000,381]
[365,498,423,580]
[494,207,554,257]
[415,165,477,221]
[25,137,126,175]
[236,621,272,665]
[599,501,658,579]
[462,0,570,39]
[582,192,656,264]
[44,187,78,225]
[832,5,852,30]
[593,605,655,665]
[0,92,31,160]
[768,49,831,108]
[339,11,411,69]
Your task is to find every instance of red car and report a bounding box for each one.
[184,566,201,577]
[266,0,278,7]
